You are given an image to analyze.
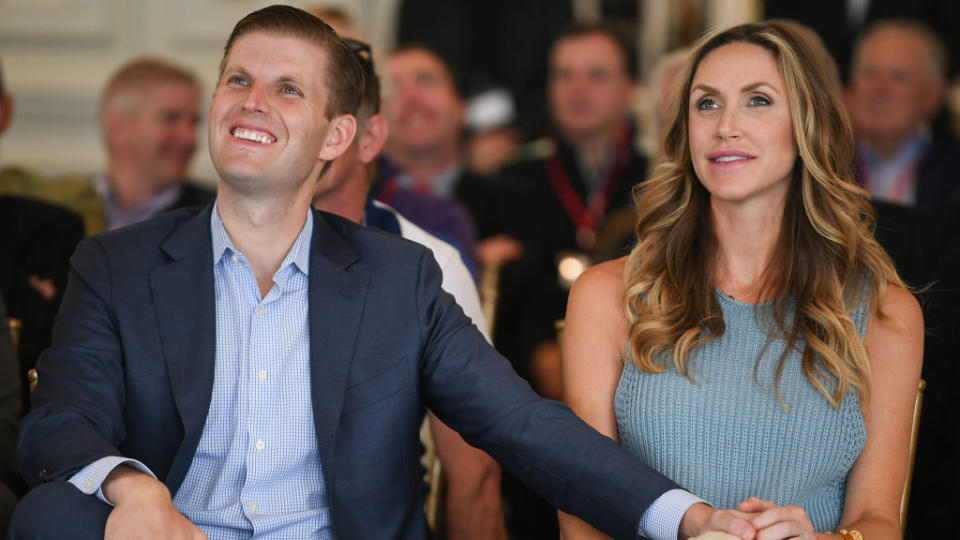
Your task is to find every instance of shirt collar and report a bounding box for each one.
[858,128,931,166]
[210,200,313,277]
[393,161,462,199]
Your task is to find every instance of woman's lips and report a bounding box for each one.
[708,149,755,171]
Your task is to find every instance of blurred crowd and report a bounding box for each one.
[0,1,958,538]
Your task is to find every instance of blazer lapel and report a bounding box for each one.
[149,203,217,491]
[308,210,369,469]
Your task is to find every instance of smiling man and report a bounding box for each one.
[846,20,960,216]
[12,6,755,540]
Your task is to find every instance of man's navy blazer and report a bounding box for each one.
[17,203,678,539]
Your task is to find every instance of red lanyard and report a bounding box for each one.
[378,176,399,205]
[544,131,630,251]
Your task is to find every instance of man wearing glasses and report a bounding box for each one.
[13,6,754,540]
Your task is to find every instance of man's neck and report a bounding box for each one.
[313,173,369,224]
[388,143,460,185]
[216,184,312,296]
[563,124,622,173]
[862,130,918,160]
[106,161,163,209]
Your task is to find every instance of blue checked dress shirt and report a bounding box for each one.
[70,203,334,539]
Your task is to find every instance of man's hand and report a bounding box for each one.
[679,502,756,540]
[102,465,207,540]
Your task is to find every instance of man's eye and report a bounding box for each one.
[281,86,301,96]
[229,76,248,86]
[749,95,771,106]
[697,98,719,110]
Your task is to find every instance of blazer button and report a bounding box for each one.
[38,468,48,482]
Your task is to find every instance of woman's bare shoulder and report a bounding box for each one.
[572,257,628,296]
[866,284,923,372]
[567,257,629,326]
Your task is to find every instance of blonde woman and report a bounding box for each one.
[560,22,922,540]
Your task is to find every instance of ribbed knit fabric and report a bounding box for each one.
[614,290,869,532]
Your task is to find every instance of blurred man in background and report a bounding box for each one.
[312,36,507,540]
[493,24,647,539]
[847,19,960,539]
[0,57,213,235]
[847,20,960,216]
[497,24,644,401]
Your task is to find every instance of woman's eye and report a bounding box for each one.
[697,98,719,110]
[749,95,771,106]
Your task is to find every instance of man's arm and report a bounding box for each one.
[428,411,507,540]
[17,237,129,485]
[413,248,678,538]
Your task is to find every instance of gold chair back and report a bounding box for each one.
[480,263,501,340]
[7,317,20,352]
[420,416,444,534]
[900,378,925,532]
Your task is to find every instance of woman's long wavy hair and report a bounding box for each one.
[624,21,904,407]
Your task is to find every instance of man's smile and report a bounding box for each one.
[230,126,277,144]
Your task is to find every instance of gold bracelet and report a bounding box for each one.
[838,529,864,540]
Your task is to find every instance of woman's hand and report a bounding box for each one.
[739,497,816,540]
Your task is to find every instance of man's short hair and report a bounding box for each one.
[550,23,638,79]
[855,19,949,80]
[345,40,380,124]
[101,57,199,117]
[221,4,364,120]
[389,43,464,97]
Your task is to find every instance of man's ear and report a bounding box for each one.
[0,94,13,137]
[923,77,947,119]
[318,113,358,162]
[102,109,129,150]
[357,113,388,164]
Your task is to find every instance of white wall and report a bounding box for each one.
[0,0,399,186]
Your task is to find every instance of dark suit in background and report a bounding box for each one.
[0,196,83,414]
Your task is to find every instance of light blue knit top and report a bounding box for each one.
[614,290,869,532]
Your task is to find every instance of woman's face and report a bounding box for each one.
[688,42,797,209]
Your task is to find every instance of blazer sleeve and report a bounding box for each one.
[17,236,129,486]
[413,249,680,539]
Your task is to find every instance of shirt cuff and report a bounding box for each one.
[67,456,157,506]
[639,489,707,540]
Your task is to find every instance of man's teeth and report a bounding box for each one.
[713,155,748,162]
[232,128,274,144]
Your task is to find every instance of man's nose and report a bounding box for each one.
[243,83,271,114]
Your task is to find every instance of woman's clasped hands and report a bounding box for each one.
[736,497,818,540]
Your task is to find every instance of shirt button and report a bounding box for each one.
[257,370,268,381]
[255,439,265,451]
[248,501,259,512]
[256,307,265,316]
[231,254,239,263]
[84,479,93,490]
